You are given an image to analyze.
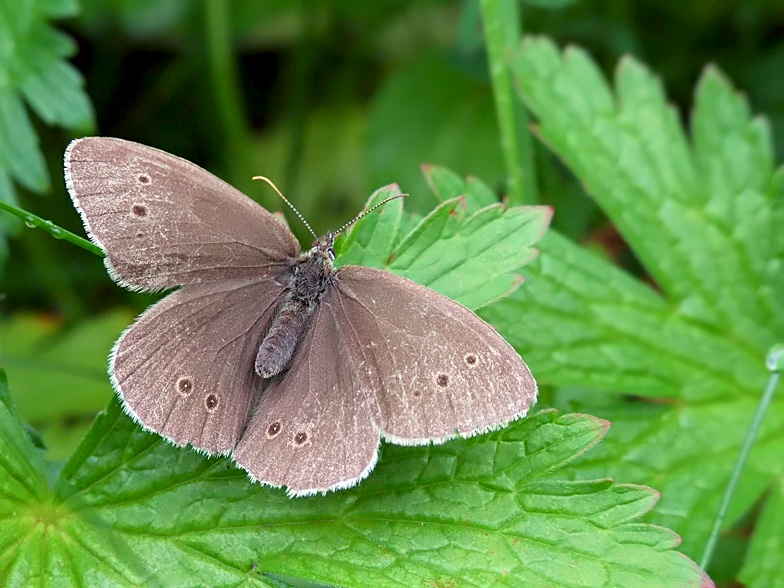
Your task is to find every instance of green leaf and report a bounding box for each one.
[0,369,50,504]
[338,176,551,311]
[0,369,57,583]
[0,394,706,587]
[336,184,406,269]
[0,0,93,187]
[388,198,551,310]
[423,164,500,212]
[1,311,131,460]
[496,36,784,571]
[0,0,94,268]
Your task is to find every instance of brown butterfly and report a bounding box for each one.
[66,137,538,496]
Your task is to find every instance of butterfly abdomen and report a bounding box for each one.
[255,241,334,379]
[255,297,311,378]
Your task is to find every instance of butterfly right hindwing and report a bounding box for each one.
[113,277,286,453]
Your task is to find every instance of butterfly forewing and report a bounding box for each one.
[234,301,380,495]
[331,266,537,444]
[113,277,286,453]
[65,137,300,290]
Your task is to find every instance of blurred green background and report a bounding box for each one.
[2,0,783,460]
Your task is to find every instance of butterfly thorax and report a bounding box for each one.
[290,234,337,303]
[254,233,337,379]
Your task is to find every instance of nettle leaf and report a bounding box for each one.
[488,36,784,571]
[1,191,710,586]
[0,381,710,587]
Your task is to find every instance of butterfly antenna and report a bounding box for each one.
[333,193,408,236]
[253,175,317,239]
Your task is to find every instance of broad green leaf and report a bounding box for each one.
[1,311,131,460]
[0,392,708,587]
[495,37,784,572]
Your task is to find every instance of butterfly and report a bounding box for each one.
[65,137,538,496]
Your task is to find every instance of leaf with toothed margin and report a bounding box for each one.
[0,374,712,587]
[0,0,94,267]
[336,184,406,269]
[423,164,500,212]
[340,187,552,311]
[388,198,550,310]
[469,36,784,580]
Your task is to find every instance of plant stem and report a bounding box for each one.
[699,347,783,570]
[479,0,537,204]
[0,201,101,256]
[203,0,250,181]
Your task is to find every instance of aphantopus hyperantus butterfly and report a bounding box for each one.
[65,137,538,496]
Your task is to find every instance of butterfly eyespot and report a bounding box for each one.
[266,421,282,438]
[413,389,422,398]
[176,376,193,396]
[436,373,449,387]
[131,204,148,217]
[205,393,220,412]
[464,353,478,366]
[293,431,309,446]
[137,173,151,184]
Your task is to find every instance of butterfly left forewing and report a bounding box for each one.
[330,266,537,444]
[234,302,380,496]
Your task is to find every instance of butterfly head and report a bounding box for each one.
[310,231,337,262]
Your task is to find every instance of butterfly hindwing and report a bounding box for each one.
[113,277,286,453]
[330,266,537,444]
[234,301,380,495]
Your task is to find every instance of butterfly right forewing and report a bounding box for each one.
[65,137,300,290]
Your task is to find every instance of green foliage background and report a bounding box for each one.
[2,1,783,587]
